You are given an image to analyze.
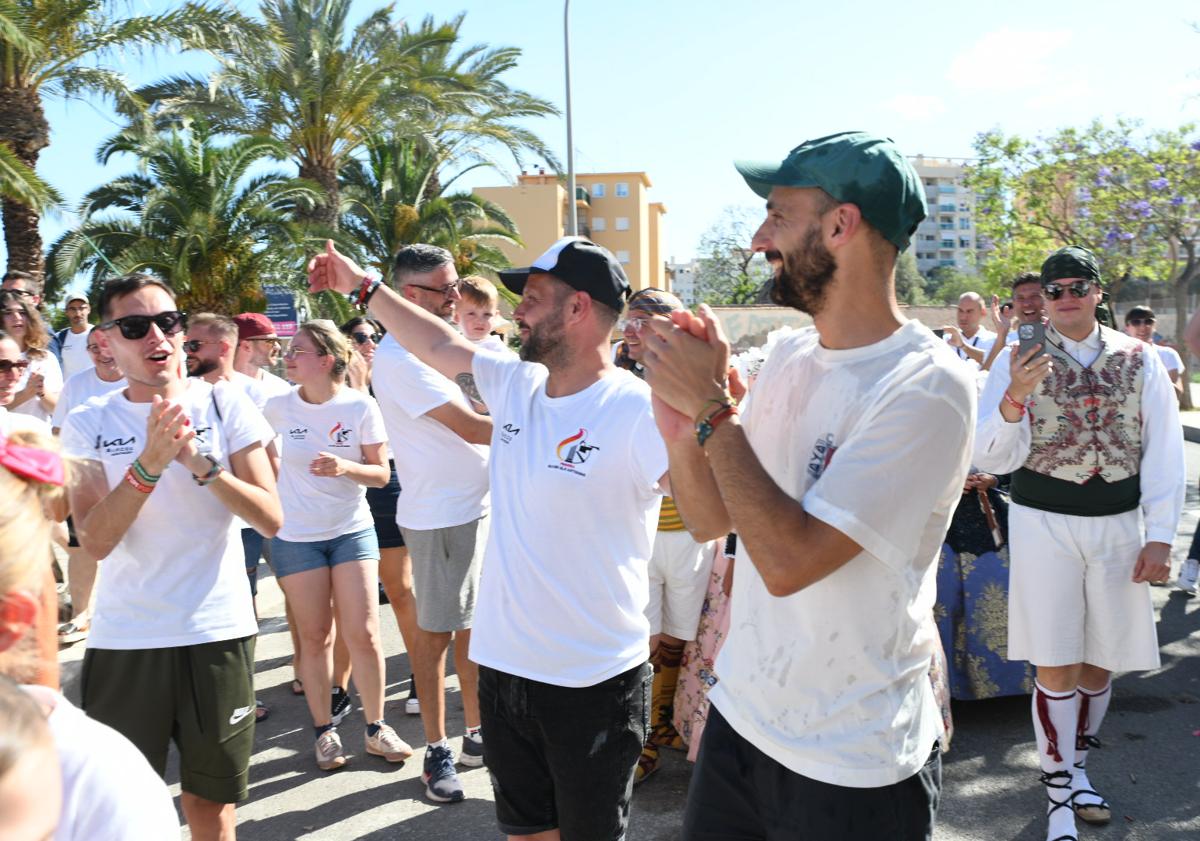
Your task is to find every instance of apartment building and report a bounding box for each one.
[908,156,980,275]
[474,170,667,293]
[666,259,700,307]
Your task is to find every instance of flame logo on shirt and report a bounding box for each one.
[329,422,353,445]
[556,428,599,465]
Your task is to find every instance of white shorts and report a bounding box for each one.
[1008,503,1160,672]
[646,530,715,640]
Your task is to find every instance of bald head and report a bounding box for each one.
[956,291,985,336]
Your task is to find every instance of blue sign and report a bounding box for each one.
[262,285,298,337]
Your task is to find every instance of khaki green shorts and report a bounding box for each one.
[81,636,257,803]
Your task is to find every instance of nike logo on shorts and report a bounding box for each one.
[229,705,254,725]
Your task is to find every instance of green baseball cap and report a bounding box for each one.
[735,131,927,251]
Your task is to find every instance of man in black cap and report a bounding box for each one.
[308,236,673,841]
[639,131,975,840]
[974,245,1184,841]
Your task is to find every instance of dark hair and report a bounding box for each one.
[98,274,176,320]
[1,270,40,295]
[339,316,383,337]
[1011,271,1040,290]
[1000,299,1013,310]
[392,245,454,286]
[1124,305,1155,324]
[0,290,49,355]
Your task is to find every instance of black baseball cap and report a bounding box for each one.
[499,237,631,312]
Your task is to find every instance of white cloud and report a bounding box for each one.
[948,28,1076,93]
[882,94,946,120]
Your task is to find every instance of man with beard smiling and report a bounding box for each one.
[638,132,975,840]
[308,236,673,841]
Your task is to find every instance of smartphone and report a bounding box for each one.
[1017,322,1046,360]
[932,328,945,339]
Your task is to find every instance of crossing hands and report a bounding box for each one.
[641,304,733,442]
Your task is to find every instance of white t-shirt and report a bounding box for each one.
[944,326,996,366]
[468,354,668,687]
[263,386,386,542]
[11,349,63,423]
[58,328,94,381]
[0,406,46,436]
[371,334,489,529]
[1156,344,1182,374]
[708,321,975,788]
[21,685,180,841]
[60,379,272,649]
[51,369,125,430]
[473,334,512,354]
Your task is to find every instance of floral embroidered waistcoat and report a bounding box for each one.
[1024,325,1145,484]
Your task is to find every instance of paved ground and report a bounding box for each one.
[59,447,1200,840]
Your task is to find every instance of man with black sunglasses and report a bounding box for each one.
[974,246,1185,841]
[1123,306,1183,398]
[61,274,282,841]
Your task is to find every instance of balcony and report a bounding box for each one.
[575,187,590,205]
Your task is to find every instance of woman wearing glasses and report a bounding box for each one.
[0,290,61,425]
[264,320,412,771]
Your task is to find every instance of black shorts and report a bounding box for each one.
[365,460,404,549]
[66,515,79,548]
[81,636,258,803]
[682,705,941,841]
[480,662,650,840]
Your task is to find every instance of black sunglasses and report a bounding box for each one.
[1126,317,1155,327]
[1043,280,1093,301]
[183,339,221,353]
[98,310,188,340]
[351,332,382,345]
[0,358,30,375]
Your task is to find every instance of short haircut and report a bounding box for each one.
[2,270,41,295]
[392,244,454,286]
[459,275,499,309]
[1011,271,1040,290]
[1000,300,1013,310]
[188,312,238,344]
[543,273,620,329]
[297,319,351,379]
[1125,305,1155,324]
[958,291,984,307]
[0,290,49,355]
[98,274,176,320]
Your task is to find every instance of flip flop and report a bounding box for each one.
[57,619,90,645]
[255,700,270,723]
[291,678,304,696]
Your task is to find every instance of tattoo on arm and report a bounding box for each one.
[455,373,489,415]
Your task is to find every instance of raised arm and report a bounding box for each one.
[307,240,477,383]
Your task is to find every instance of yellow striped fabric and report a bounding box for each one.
[658,495,685,531]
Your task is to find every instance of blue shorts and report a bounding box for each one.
[270,527,379,579]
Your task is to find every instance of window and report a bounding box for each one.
[616,250,631,264]
[615,182,629,197]
[959,217,971,230]
[938,203,956,213]
[591,216,606,232]
[591,183,605,198]
[941,238,955,249]
[615,217,630,231]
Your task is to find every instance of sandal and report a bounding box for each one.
[1039,770,1078,841]
[1072,790,1111,825]
[57,619,90,645]
[291,678,304,696]
[255,699,270,723]
[633,745,659,786]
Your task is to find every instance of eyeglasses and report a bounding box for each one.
[351,332,382,345]
[1126,317,1155,327]
[86,345,103,354]
[283,346,323,359]
[1043,280,1093,301]
[98,310,187,340]
[182,339,221,353]
[0,359,30,375]
[407,280,461,297]
[618,316,647,333]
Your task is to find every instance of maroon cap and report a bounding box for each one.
[234,312,276,341]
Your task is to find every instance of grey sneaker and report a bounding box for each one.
[365,723,413,763]
[422,744,465,803]
[331,690,352,726]
[315,729,347,771]
[1176,558,1199,594]
[459,731,485,767]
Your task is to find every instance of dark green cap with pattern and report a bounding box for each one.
[734,131,927,251]
[1040,246,1101,285]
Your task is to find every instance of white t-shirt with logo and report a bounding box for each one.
[468,354,668,687]
[11,349,63,423]
[371,334,489,530]
[263,386,386,542]
[58,328,94,381]
[60,379,272,649]
[21,685,180,841]
[708,321,975,788]
[944,326,996,367]
[51,369,125,430]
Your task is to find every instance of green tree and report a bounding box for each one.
[694,205,769,305]
[0,0,249,284]
[894,250,927,305]
[46,123,321,313]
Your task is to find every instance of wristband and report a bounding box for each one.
[131,458,160,485]
[1002,390,1027,416]
[696,403,738,447]
[124,468,154,494]
[192,453,223,486]
[693,394,734,427]
[356,275,382,310]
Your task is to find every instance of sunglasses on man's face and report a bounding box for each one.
[98,310,188,340]
[183,339,221,353]
[0,358,31,375]
[351,332,382,345]
[1042,280,1093,301]
[1127,317,1155,327]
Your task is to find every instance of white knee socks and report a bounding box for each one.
[1032,681,1078,840]
[1073,681,1112,808]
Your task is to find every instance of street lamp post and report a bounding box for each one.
[564,0,578,237]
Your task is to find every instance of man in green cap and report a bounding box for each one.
[973,245,1184,841]
[639,131,974,839]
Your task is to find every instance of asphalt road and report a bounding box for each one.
[59,447,1200,840]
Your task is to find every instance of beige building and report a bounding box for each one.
[475,170,667,293]
[908,156,981,275]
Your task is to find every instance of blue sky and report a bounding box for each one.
[24,0,1200,290]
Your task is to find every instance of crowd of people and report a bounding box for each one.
[0,129,1195,841]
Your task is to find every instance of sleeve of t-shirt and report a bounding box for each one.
[630,395,669,494]
[378,347,467,420]
[361,395,388,446]
[38,352,63,392]
[51,376,77,429]
[215,383,274,455]
[803,386,972,572]
[59,400,100,461]
[471,348,524,419]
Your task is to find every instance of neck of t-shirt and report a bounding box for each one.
[544,349,616,399]
[298,379,340,405]
[70,324,89,334]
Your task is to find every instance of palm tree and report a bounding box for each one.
[0,0,252,281]
[340,132,521,277]
[46,122,321,313]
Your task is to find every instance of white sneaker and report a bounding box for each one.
[1176,558,1199,594]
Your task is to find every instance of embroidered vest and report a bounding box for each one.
[1010,325,1145,516]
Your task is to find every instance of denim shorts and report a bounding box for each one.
[270,527,379,579]
[479,662,650,840]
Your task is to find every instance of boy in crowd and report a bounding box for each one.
[458,276,510,355]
